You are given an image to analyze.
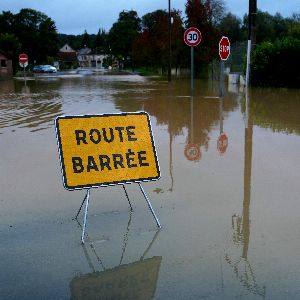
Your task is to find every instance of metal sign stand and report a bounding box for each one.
[75,183,161,244]
[191,47,194,95]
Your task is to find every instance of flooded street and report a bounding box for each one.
[1,75,300,299]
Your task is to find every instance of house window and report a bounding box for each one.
[1,59,7,67]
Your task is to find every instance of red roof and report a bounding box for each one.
[57,51,77,62]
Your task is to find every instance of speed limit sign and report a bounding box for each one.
[184,143,201,161]
[184,27,202,47]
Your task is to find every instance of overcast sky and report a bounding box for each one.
[1,0,299,34]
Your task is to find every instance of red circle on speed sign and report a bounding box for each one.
[19,53,28,64]
[184,27,202,47]
[184,143,201,161]
[219,36,230,60]
[217,133,228,155]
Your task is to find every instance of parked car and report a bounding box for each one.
[33,65,44,73]
[33,64,57,73]
[41,65,57,73]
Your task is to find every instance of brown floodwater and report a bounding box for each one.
[0,74,300,299]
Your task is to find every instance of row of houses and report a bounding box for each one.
[57,44,108,69]
[0,43,110,80]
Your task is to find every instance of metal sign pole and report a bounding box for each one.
[23,65,27,86]
[219,60,224,98]
[190,95,194,143]
[191,46,194,95]
[138,183,161,229]
[81,189,91,244]
[122,184,133,212]
[245,40,251,86]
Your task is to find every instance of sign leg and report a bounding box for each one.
[75,191,89,219]
[138,183,161,228]
[81,189,91,244]
[122,184,133,211]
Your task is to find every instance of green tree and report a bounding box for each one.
[185,0,222,70]
[109,10,141,66]
[58,34,82,50]
[81,30,91,48]
[251,37,300,87]
[218,13,242,43]
[286,13,300,39]
[242,10,289,44]
[133,9,185,71]
[94,28,108,51]
[0,11,15,34]
[38,17,59,62]
[0,33,21,72]
[0,9,59,64]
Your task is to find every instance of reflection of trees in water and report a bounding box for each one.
[241,88,300,136]
[0,79,62,132]
[114,81,238,151]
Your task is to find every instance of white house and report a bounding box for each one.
[77,46,107,69]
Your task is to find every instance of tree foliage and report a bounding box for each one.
[0,33,21,72]
[0,9,58,64]
[81,30,91,48]
[251,37,300,87]
[185,0,221,68]
[133,9,185,70]
[218,13,242,43]
[242,10,293,44]
[108,10,141,65]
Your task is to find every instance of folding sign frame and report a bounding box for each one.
[55,112,161,243]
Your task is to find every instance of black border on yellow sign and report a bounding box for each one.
[55,112,160,190]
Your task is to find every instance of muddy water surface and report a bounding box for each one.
[0,75,300,299]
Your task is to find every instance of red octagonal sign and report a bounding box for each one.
[217,133,228,155]
[219,36,230,61]
[19,53,28,64]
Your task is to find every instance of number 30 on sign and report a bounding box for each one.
[184,27,202,47]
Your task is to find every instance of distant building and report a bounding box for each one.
[0,50,13,80]
[57,43,78,68]
[77,46,107,68]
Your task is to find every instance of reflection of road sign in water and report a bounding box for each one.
[219,36,230,61]
[70,256,162,300]
[217,133,228,154]
[55,112,160,190]
[184,27,202,47]
[19,53,28,67]
[184,143,201,161]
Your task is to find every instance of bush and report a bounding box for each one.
[251,37,300,87]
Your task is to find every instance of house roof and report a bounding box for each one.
[57,51,78,62]
[59,43,76,53]
[77,47,92,55]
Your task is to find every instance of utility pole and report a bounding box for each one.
[168,0,172,82]
[248,0,257,47]
[245,0,257,86]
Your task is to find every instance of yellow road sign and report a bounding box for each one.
[55,112,160,190]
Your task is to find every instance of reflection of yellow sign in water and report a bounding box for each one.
[55,112,160,190]
[70,256,162,300]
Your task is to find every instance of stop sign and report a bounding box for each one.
[217,133,228,155]
[219,36,230,61]
[19,53,28,65]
